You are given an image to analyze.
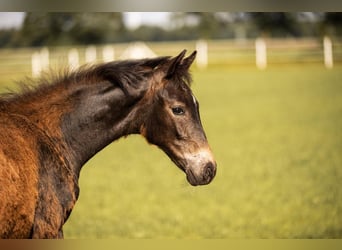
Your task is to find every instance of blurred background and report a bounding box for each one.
[1,12,342,85]
[1,12,342,46]
[0,12,341,238]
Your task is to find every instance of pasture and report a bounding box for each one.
[0,43,342,238]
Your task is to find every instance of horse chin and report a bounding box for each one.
[171,161,199,186]
[185,168,199,186]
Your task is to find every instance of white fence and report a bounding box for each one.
[253,36,335,70]
[31,45,116,76]
[0,38,341,83]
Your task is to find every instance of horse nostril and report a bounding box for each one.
[203,162,216,182]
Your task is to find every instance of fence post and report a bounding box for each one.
[102,45,115,62]
[68,49,79,69]
[40,47,49,71]
[32,52,42,77]
[85,46,97,63]
[323,36,333,69]
[32,48,49,77]
[196,40,208,69]
[255,38,267,70]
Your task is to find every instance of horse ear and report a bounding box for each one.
[164,50,187,79]
[181,51,197,70]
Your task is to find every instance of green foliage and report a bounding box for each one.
[0,29,16,47]
[322,13,342,37]
[13,13,125,47]
[2,12,342,48]
[247,13,300,37]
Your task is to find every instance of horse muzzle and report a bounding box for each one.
[185,161,217,186]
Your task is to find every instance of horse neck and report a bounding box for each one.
[7,77,148,177]
[58,78,148,173]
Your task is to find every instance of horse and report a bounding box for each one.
[0,50,216,238]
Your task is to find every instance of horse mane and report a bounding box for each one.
[0,55,193,106]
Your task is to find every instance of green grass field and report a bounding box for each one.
[61,65,341,238]
[0,47,342,238]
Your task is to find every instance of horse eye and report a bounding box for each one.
[172,107,185,115]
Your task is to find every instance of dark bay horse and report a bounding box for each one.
[0,50,216,238]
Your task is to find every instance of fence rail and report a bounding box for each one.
[0,37,341,87]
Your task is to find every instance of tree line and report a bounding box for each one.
[1,12,342,48]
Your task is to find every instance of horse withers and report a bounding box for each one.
[0,50,216,238]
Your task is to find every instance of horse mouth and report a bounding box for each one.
[185,163,216,186]
[172,160,200,186]
[185,168,216,186]
[165,150,216,186]
[185,168,199,186]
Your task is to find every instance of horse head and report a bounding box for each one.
[140,50,217,186]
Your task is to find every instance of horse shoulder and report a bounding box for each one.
[0,115,39,238]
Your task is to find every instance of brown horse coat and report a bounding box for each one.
[0,112,39,238]
[0,97,78,238]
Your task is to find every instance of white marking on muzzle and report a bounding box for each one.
[184,148,215,175]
